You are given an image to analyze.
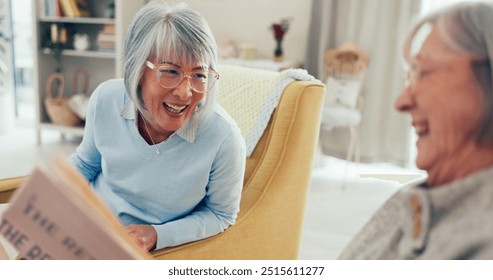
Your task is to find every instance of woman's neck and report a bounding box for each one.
[138,113,171,144]
[427,143,493,187]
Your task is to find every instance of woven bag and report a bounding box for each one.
[44,72,82,127]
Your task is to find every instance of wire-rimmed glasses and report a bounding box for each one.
[404,64,420,90]
[145,60,219,94]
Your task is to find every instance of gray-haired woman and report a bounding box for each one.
[339,2,493,259]
[68,0,246,252]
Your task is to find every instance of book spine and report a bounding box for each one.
[69,0,81,17]
[40,0,47,17]
[59,0,75,17]
[59,0,69,17]
[45,0,53,17]
[55,0,63,17]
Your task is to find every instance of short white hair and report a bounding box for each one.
[123,0,218,125]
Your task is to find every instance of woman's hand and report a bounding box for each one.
[126,224,157,252]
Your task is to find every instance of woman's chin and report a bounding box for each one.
[414,150,432,172]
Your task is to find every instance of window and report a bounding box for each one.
[11,0,34,123]
[421,0,493,15]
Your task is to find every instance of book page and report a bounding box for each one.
[0,158,149,260]
[0,203,17,260]
[49,156,149,258]
[0,240,8,260]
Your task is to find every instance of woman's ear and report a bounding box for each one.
[195,99,205,112]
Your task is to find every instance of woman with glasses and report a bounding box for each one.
[339,2,493,259]
[68,0,246,252]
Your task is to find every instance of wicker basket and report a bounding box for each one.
[44,72,82,127]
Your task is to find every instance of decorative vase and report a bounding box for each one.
[274,39,283,62]
[73,33,90,51]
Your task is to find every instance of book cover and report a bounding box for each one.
[0,156,149,260]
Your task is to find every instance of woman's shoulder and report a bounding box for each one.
[210,104,242,133]
[87,79,126,109]
[208,104,245,148]
[93,79,126,99]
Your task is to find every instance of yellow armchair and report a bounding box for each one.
[0,67,325,260]
[0,176,22,204]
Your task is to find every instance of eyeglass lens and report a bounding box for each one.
[157,66,217,93]
[404,64,419,89]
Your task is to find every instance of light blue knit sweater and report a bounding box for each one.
[68,79,246,250]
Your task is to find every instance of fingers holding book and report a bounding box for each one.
[126,224,157,252]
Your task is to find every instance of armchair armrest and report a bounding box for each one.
[0,176,24,203]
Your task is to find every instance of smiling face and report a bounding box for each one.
[139,58,206,142]
[395,26,484,186]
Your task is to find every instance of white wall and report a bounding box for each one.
[184,0,312,63]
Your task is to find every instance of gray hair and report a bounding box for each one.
[123,0,218,125]
[402,2,493,145]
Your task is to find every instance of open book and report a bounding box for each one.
[0,156,149,260]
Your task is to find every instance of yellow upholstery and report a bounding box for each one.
[0,72,325,260]
[0,176,23,204]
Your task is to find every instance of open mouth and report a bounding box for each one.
[163,102,188,114]
[414,123,429,137]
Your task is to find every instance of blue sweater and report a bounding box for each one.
[68,79,246,250]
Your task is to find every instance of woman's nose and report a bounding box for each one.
[395,87,414,112]
[172,77,193,100]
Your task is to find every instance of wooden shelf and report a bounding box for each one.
[39,16,115,25]
[42,48,115,59]
[39,123,85,137]
[33,0,146,144]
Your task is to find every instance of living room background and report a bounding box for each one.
[4,0,478,165]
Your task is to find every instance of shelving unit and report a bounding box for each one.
[32,0,145,144]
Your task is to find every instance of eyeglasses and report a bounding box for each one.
[404,64,420,90]
[403,56,484,91]
[145,60,219,94]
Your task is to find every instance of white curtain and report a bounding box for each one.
[306,0,422,167]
